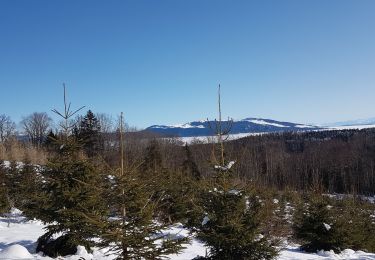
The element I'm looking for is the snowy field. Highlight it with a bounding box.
[326,124,375,130]
[1,209,375,260]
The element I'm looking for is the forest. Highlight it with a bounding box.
[1,95,375,259]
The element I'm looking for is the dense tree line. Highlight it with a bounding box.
[160,129,375,195]
[2,107,375,195]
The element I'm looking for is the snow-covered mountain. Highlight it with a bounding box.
[146,118,322,137]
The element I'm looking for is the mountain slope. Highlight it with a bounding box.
[146,118,322,137]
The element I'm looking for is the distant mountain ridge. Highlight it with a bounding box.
[145,118,322,137]
[325,117,375,127]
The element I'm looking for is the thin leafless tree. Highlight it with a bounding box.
[21,112,52,147]
[0,114,16,142]
[96,113,114,134]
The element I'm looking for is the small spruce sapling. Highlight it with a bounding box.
[292,193,349,253]
[36,85,107,257]
[98,112,186,260]
[189,85,278,260]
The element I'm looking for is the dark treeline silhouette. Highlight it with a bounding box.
[42,125,375,195]
[140,129,375,195]
[181,129,375,195]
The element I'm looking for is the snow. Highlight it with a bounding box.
[154,117,323,135]
[327,124,375,130]
[295,124,315,128]
[1,161,25,169]
[159,118,293,129]
[176,132,265,144]
[201,216,210,226]
[323,223,331,231]
[278,246,375,259]
[0,209,45,259]
[324,193,375,204]
[214,161,236,171]
[246,119,289,128]
[1,210,375,260]
[152,123,205,129]
[171,123,205,129]
[174,122,375,145]
[0,244,33,259]
[228,189,241,195]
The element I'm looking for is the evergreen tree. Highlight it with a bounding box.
[292,193,349,253]
[44,130,58,151]
[0,161,10,214]
[141,139,163,175]
[181,144,201,181]
[188,85,278,259]
[140,141,197,224]
[99,113,186,259]
[36,136,108,257]
[157,168,198,224]
[18,162,46,220]
[332,197,375,252]
[76,110,103,157]
[100,167,186,259]
[189,163,278,259]
[36,86,107,257]
[4,161,22,208]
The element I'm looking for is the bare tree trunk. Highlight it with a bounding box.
[119,112,128,259]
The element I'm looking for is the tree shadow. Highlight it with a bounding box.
[0,216,28,225]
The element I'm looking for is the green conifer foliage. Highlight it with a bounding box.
[44,130,58,151]
[189,86,278,259]
[292,194,349,253]
[19,162,47,220]
[36,136,108,257]
[0,185,8,214]
[181,144,201,181]
[100,167,187,260]
[99,113,186,259]
[35,85,103,257]
[158,168,198,224]
[4,161,21,208]
[0,161,10,214]
[190,164,278,260]
[76,110,103,157]
[336,197,375,252]
[141,139,163,175]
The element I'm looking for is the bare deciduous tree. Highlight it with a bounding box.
[0,114,16,142]
[96,113,114,134]
[21,112,52,146]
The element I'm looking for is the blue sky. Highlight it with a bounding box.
[0,0,374,128]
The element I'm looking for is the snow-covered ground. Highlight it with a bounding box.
[173,132,265,144]
[1,209,374,260]
[326,124,375,130]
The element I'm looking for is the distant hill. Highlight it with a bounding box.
[145,118,322,137]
